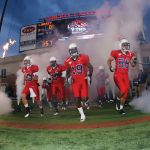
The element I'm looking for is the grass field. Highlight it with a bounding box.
[0,103,150,150]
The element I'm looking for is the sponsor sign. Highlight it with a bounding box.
[68,19,88,34]
[20,25,37,51]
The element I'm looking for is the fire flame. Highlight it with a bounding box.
[2,39,16,58]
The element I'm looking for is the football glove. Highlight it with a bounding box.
[109,66,115,72]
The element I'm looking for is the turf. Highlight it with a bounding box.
[0,103,150,150]
[0,122,150,150]
[0,103,149,124]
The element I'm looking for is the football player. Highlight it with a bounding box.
[21,56,44,117]
[47,57,66,115]
[95,65,109,107]
[107,39,137,115]
[41,77,52,108]
[64,43,93,122]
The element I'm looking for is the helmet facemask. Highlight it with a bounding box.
[69,47,79,60]
[50,60,57,68]
[24,56,32,67]
[121,42,130,54]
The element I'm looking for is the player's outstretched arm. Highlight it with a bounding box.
[64,68,71,85]
[87,63,93,76]
[87,63,93,85]
[130,56,137,67]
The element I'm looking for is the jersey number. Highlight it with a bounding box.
[76,64,83,74]
[118,58,129,68]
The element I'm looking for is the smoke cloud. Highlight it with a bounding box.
[16,69,24,104]
[130,88,150,113]
[0,91,13,115]
[16,0,150,101]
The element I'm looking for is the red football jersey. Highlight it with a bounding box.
[111,50,135,73]
[64,54,90,80]
[46,64,66,84]
[22,65,39,86]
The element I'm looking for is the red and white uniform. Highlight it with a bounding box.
[64,54,89,98]
[22,65,40,101]
[47,64,66,100]
[111,50,135,99]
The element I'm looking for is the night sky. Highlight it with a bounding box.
[0,0,150,56]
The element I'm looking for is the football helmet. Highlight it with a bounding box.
[49,56,57,68]
[24,56,32,67]
[68,43,79,60]
[120,39,130,54]
[42,77,47,81]
[98,65,104,71]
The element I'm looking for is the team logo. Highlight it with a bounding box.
[22,26,35,34]
[68,19,88,34]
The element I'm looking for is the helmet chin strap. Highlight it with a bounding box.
[52,65,57,69]
[71,52,79,60]
[50,62,57,69]
[24,63,31,68]
[121,48,129,54]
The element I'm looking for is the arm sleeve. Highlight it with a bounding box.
[86,55,90,64]
[64,60,69,68]
[110,50,117,59]
[33,65,39,72]
[61,65,66,72]
[130,51,136,59]
[82,54,90,65]
[21,67,25,73]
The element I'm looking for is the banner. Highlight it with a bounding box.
[20,25,37,52]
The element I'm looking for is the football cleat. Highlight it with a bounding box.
[84,102,90,110]
[115,99,120,111]
[62,106,67,110]
[25,113,30,118]
[98,104,103,108]
[119,109,126,115]
[40,108,44,117]
[40,114,44,117]
[53,112,59,116]
[25,107,30,118]
[80,115,86,122]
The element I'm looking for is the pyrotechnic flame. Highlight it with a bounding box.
[2,39,16,58]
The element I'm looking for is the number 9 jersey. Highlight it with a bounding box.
[64,54,89,80]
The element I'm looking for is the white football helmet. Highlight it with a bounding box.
[49,56,56,62]
[49,56,57,68]
[69,43,77,49]
[98,65,104,70]
[24,56,32,67]
[119,39,130,54]
[42,77,47,81]
[68,43,79,60]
